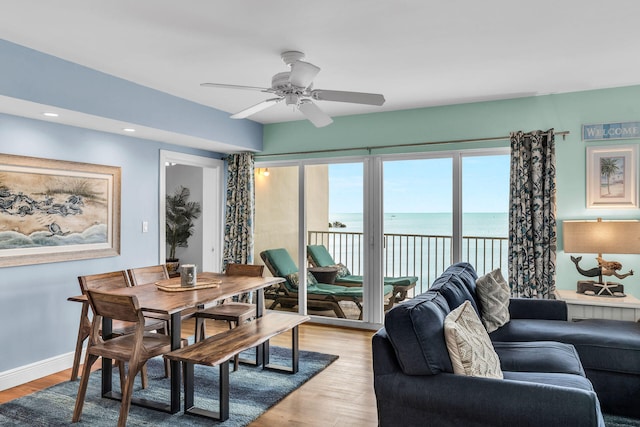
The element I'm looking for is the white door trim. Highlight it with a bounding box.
[160,150,224,273]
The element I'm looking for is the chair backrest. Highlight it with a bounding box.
[86,290,142,324]
[225,263,264,277]
[260,249,299,277]
[307,245,336,268]
[78,270,131,294]
[260,249,302,293]
[127,264,169,286]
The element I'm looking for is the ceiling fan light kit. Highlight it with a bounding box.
[201,51,385,127]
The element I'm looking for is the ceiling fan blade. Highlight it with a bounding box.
[298,100,333,127]
[201,82,272,93]
[230,98,283,119]
[289,61,320,89]
[311,89,385,106]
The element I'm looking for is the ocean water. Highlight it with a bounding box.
[329,212,508,237]
[320,212,509,292]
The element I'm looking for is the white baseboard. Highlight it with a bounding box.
[0,351,79,392]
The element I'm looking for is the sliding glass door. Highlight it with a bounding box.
[461,153,509,277]
[382,157,453,295]
[254,161,369,324]
[254,148,509,326]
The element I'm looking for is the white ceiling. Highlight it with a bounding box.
[2,0,640,128]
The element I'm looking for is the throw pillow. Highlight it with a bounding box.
[307,270,318,285]
[331,263,351,278]
[444,300,503,379]
[285,272,299,289]
[475,268,510,333]
[285,271,318,289]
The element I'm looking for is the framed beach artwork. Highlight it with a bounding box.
[0,153,121,267]
[586,145,637,209]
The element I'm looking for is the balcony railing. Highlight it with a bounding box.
[308,230,508,295]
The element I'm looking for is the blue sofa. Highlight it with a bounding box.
[372,262,640,426]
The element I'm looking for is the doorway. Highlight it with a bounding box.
[159,150,224,273]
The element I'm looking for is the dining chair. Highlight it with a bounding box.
[193,263,264,371]
[127,264,200,328]
[76,271,167,388]
[72,290,173,427]
[127,264,201,377]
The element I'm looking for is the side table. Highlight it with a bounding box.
[308,266,339,284]
[555,289,640,321]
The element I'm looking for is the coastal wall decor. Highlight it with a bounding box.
[0,153,121,267]
[586,145,637,209]
[582,121,640,141]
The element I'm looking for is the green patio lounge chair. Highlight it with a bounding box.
[260,248,394,320]
[306,244,418,303]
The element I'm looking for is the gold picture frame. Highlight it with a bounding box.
[586,145,637,209]
[0,153,121,267]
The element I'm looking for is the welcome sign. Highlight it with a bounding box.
[582,121,640,141]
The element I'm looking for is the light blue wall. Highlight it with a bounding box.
[263,86,640,298]
[0,39,263,150]
[0,113,228,372]
[0,39,265,375]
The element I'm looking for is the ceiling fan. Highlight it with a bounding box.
[200,51,385,128]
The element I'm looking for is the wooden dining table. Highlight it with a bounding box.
[98,272,285,414]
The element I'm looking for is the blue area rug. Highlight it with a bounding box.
[605,414,640,427]
[0,346,338,426]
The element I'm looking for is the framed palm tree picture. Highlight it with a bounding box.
[586,145,637,208]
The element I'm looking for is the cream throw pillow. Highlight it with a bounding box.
[444,300,503,379]
[475,268,510,333]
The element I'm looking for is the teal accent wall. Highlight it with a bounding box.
[263,85,640,298]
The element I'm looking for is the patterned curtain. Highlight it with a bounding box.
[222,152,255,269]
[508,129,557,298]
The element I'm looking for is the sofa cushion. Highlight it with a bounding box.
[384,291,453,375]
[494,341,585,376]
[430,262,480,314]
[476,268,510,332]
[490,318,640,375]
[503,371,596,393]
[444,301,503,379]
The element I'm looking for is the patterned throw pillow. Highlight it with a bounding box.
[444,300,503,379]
[475,269,510,333]
[285,272,318,290]
[285,272,299,289]
[331,263,351,278]
[307,271,318,285]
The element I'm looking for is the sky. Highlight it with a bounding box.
[328,155,510,213]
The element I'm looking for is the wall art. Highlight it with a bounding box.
[0,153,121,267]
[586,145,637,208]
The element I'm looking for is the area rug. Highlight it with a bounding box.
[605,414,640,427]
[0,346,338,426]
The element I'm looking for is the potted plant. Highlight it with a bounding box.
[165,186,201,273]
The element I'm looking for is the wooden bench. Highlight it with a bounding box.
[164,311,310,421]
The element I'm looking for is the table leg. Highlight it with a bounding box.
[170,311,182,414]
[256,288,265,365]
[101,317,113,396]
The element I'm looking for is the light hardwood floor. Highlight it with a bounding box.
[0,318,379,426]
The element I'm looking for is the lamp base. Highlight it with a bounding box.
[577,280,625,297]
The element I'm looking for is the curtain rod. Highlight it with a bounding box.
[254,130,570,158]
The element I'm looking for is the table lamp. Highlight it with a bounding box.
[563,218,640,296]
